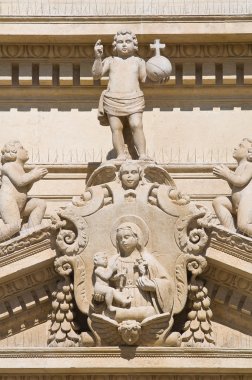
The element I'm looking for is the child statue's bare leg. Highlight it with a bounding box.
[0,201,21,242]
[212,196,236,232]
[108,115,127,160]
[105,288,116,312]
[113,290,131,308]
[23,198,47,229]
[128,113,147,160]
[237,200,252,237]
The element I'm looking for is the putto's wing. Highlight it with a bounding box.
[89,313,122,346]
[143,165,175,187]
[86,164,117,187]
[140,312,171,346]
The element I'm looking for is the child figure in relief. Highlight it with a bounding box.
[92,30,149,160]
[0,140,48,242]
[93,251,131,311]
[213,138,252,237]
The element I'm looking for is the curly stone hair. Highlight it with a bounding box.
[1,140,21,164]
[93,251,107,267]
[112,30,138,52]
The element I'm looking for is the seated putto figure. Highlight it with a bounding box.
[94,221,174,322]
[213,138,252,237]
[0,140,48,242]
[93,251,131,312]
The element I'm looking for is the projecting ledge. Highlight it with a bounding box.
[0,348,251,373]
[1,17,252,43]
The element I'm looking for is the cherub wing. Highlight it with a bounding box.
[86,164,117,187]
[143,165,175,187]
[140,312,171,346]
[88,313,122,346]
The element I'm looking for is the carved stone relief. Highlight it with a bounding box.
[92,32,171,160]
[0,25,251,363]
[50,160,214,347]
[213,138,252,237]
[0,140,48,243]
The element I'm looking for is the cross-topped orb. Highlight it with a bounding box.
[150,39,166,56]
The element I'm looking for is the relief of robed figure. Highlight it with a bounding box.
[51,161,213,347]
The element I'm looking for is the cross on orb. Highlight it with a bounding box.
[150,39,166,56]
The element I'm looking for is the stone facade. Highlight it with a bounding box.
[0,1,252,378]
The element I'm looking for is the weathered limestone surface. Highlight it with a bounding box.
[1,0,252,17]
[0,3,252,379]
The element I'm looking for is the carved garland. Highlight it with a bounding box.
[49,207,89,346]
[181,279,215,347]
[174,205,215,346]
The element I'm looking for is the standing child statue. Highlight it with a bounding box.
[213,138,252,237]
[92,31,171,160]
[0,140,48,243]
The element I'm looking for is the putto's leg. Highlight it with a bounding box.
[128,113,147,159]
[23,198,46,229]
[113,289,131,308]
[107,115,127,159]
[237,199,252,237]
[0,199,22,241]
[212,196,236,232]
[105,288,116,312]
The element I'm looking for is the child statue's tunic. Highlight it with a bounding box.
[98,56,145,126]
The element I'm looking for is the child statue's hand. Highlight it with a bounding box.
[158,76,170,84]
[213,164,230,180]
[94,40,103,58]
[32,167,48,180]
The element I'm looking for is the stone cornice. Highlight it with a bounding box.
[0,348,251,373]
[0,225,54,268]
[1,18,252,44]
[208,227,252,265]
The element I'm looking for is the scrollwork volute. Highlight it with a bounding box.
[175,206,213,255]
[51,208,89,256]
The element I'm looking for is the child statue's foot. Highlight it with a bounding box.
[115,154,127,161]
[139,154,154,161]
[107,306,117,312]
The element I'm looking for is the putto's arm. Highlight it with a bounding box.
[92,40,110,80]
[213,164,252,187]
[138,58,147,83]
[96,267,114,281]
[92,57,103,80]
[92,57,110,80]
[225,166,252,187]
[3,166,47,188]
